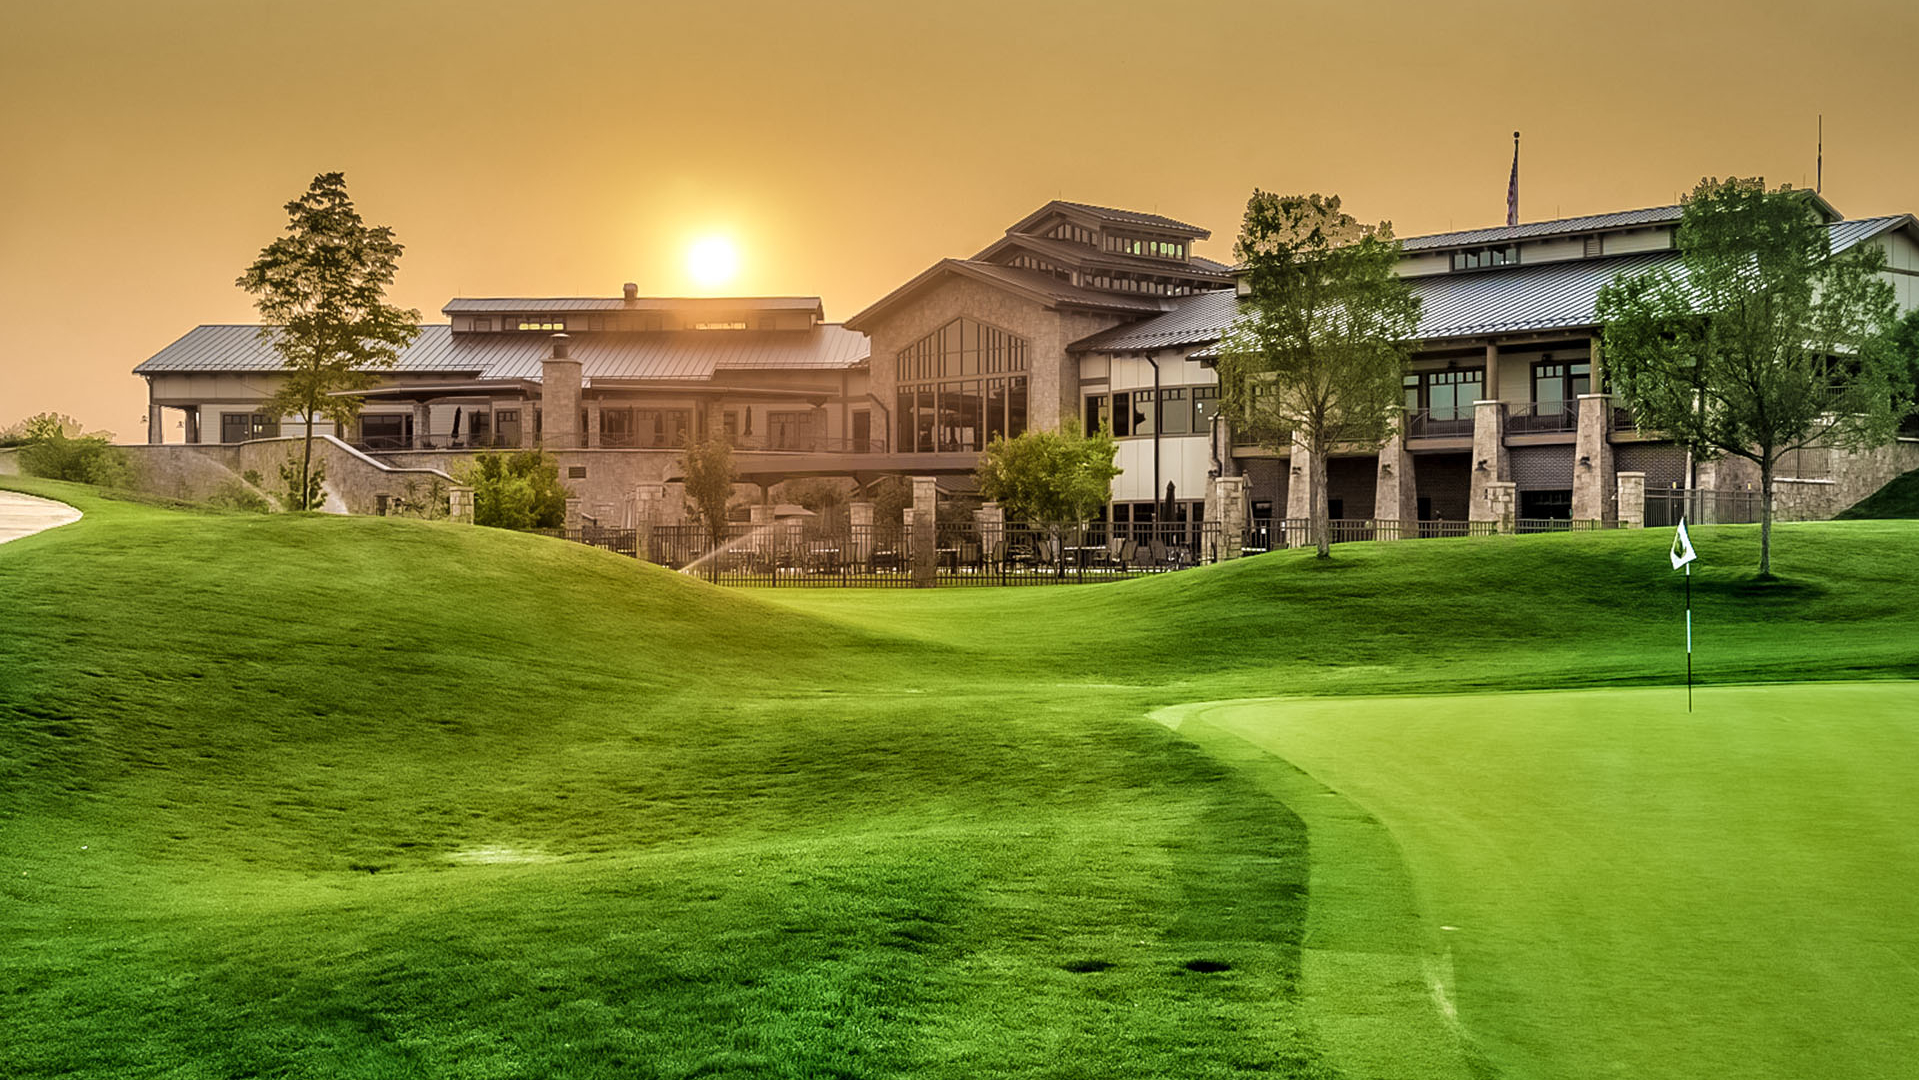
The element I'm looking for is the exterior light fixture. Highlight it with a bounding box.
[1476,458,1489,472]
[1579,454,1592,467]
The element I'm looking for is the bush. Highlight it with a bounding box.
[387,477,451,520]
[207,479,273,513]
[461,450,569,529]
[278,452,327,511]
[10,413,134,487]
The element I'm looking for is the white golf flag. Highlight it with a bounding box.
[1670,518,1698,570]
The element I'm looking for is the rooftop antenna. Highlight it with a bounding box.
[1817,114,1823,194]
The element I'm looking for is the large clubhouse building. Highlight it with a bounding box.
[130,196,1919,529]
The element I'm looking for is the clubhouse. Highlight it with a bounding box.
[132,197,1919,528]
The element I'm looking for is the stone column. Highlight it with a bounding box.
[975,500,1005,568]
[1205,475,1246,560]
[911,475,938,588]
[1572,393,1616,523]
[749,501,772,557]
[1284,430,1313,523]
[541,334,583,450]
[1373,432,1416,536]
[1616,472,1646,529]
[448,485,474,523]
[1485,481,1518,534]
[586,399,603,449]
[1469,399,1510,524]
[147,402,164,445]
[564,497,582,531]
[185,406,201,445]
[849,500,875,566]
[1484,342,1503,402]
[412,402,432,449]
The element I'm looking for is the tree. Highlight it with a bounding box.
[681,437,738,546]
[1215,192,1421,558]
[237,172,420,510]
[975,422,1120,573]
[1596,177,1917,577]
[462,450,568,529]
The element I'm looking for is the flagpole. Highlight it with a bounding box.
[1685,562,1693,714]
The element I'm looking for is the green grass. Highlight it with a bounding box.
[6,474,1919,1078]
[1838,466,1919,518]
[1186,685,1919,1080]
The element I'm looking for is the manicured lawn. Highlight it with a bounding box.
[1184,684,1919,1080]
[1839,466,1919,518]
[6,474,1919,1078]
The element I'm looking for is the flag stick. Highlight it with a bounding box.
[1685,562,1693,713]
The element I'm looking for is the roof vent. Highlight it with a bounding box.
[622,282,639,305]
[551,333,571,360]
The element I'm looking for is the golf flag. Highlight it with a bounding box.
[1670,518,1697,570]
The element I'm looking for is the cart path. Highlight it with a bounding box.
[0,490,83,544]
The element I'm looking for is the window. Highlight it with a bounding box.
[222,411,281,443]
[1085,394,1111,434]
[895,317,1029,453]
[768,411,814,450]
[1532,360,1591,408]
[1192,386,1220,432]
[1407,368,1485,419]
[693,321,747,331]
[601,407,635,447]
[473,318,494,332]
[1159,388,1190,435]
[722,411,740,439]
[1450,246,1519,271]
[517,316,565,331]
[1130,390,1156,436]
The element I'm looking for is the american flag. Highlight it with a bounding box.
[1506,132,1520,227]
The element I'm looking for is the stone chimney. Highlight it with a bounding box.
[622,282,639,306]
[541,333,583,450]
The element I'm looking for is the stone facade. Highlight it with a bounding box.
[1469,400,1511,523]
[114,437,453,514]
[860,275,1127,438]
[1572,394,1616,522]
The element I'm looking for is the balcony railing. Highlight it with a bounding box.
[1505,400,1578,435]
[1405,407,1475,439]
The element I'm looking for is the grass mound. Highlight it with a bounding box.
[0,478,1326,1079]
[1838,467,1919,519]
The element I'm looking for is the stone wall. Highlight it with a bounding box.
[115,437,453,514]
[861,275,1128,436]
[1773,439,1919,521]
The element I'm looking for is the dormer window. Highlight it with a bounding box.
[1450,246,1519,271]
[1103,234,1187,260]
[518,316,566,331]
[693,321,747,331]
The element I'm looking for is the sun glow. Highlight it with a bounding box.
[686,236,740,289]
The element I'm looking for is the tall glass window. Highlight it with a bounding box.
[895,318,1028,452]
[1410,369,1485,420]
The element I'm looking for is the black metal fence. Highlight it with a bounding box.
[633,521,1227,586]
[1644,489,1763,527]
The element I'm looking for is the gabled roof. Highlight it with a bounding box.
[844,258,1172,332]
[971,233,1235,281]
[443,296,825,317]
[135,323,869,381]
[1003,200,1209,240]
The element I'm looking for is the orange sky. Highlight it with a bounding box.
[4,0,1915,438]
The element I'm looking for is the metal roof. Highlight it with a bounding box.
[1076,216,1919,350]
[442,296,824,315]
[1052,201,1209,237]
[845,258,1172,331]
[135,323,869,380]
[1071,290,1239,353]
[972,233,1232,281]
[1399,206,1684,252]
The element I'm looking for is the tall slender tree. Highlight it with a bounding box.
[1215,192,1421,557]
[238,172,420,510]
[1597,177,1915,577]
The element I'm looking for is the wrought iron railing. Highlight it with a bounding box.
[1405,407,1476,439]
[1505,400,1578,435]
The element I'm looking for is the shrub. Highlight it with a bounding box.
[388,477,450,520]
[461,450,569,529]
[278,452,327,511]
[207,479,273,513]
[10,413,134,487]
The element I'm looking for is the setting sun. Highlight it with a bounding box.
[686,235,739,289]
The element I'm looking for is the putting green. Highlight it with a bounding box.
[1178,682,1919,1080]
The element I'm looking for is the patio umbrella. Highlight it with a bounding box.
[450,407,463,442]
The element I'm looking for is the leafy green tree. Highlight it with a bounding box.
[463,450,569,529]
[237,172,420,510]
[10,413,134,487]
[976,422,1120,572]
[1597,177,1917,577]
[681,437,739,546]
[1215,192,1421,557]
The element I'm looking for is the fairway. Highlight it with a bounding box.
[1183,684,1919,1080]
